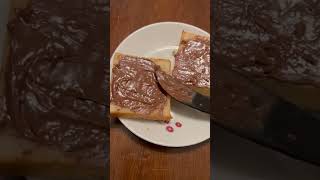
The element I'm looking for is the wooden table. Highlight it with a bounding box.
[110,0,210,179]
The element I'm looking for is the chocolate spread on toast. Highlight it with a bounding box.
[172,35,210,88]
[0,97,10,128]
[111,55,167,114]
[5,0,109,165]
[212,65,273,131]
[213,0,320,86]
[155,70,193,103]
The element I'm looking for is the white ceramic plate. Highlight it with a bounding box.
[110,22,210,147]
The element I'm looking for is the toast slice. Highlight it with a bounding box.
[110,53,172,122]
[174,31,210,96]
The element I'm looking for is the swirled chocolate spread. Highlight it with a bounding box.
[172,35,210,88]
[156,70,193,103]
[212,65,273,132]
[111,55,167,114]
[213,0,320,86]
[6,0,108,166]
[0,97,10,128]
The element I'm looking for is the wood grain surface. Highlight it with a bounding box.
[110,0,210,180]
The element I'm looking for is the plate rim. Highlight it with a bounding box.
[110,21,210,147]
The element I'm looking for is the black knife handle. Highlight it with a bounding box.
[263,100,320,165]
[192,93,211,113]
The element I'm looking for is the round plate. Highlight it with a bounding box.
[110,22,210,147]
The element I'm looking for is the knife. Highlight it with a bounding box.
[155,70,210,114]
[213,63,320,166]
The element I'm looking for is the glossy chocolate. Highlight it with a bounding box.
[156,70,193,103]
[173,36,210,88]
[6,0,108,165]
[213,0,320,86]
[111,55,167,114]
[212,66,274,132]
[0,97,10,128]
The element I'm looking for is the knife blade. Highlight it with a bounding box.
[155,70,210,114]
[213,63,320,166]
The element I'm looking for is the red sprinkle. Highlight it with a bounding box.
[166,126,174,133]
[175,122,182,128]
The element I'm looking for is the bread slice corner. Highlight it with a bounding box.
[179,31,209,47]
[110,53,172,122]
[176,31,210,96]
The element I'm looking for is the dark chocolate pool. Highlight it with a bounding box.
[213,0,320,86]
[4,0,109,166]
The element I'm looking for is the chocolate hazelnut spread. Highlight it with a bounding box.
[156,70,193,103]
[173,36,210,88]
[213,0,320,86]
[111,55,167,114]
[5,0,108,165]
[0,97,10,128]
[212,65,273,132]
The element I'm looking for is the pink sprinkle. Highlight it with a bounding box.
[175,122,182,128]
[166,126,174,133]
